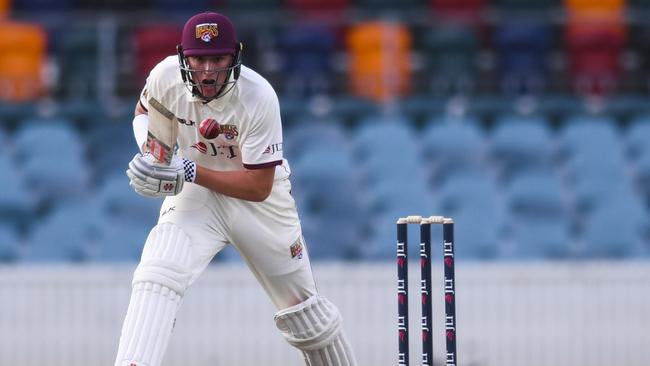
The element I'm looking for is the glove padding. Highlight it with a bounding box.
[126,152,196,197]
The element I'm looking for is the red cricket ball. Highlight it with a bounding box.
[199,118,220,139]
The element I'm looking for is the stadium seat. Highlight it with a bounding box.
[494,22,552,96]
[291,143,364,220]
[433,171,502,218]
[150,0,212,10]
[346,21,412,102]
[328,96,379,124]
[0,21,47,102]
[12,118,84,164]
[11,0,72,10]
[94,222,150,262]
[363,178,435,216]
[420,115,486,184]
[285,0,349,21]
[133,25,182,90]
[451,209,503,260]
[489,114,555,182]
[55,25,99,98]
[421,25,479,96]
[493,0,559,13]
[579,198,647,258]
[18,147,90,208]
[0,156,34,230]
[429,0,487,26]
[97,173,161,229]
[85,121,140,183]
[503,220,573,260]
[354,0,421,11]
[300,211,364,260]
[504,170,568,222]
[626,114,650,160]
[352,115,417,161]
[566,19,626,95]
[283,117,349,162]
[23,202,104,262]
[0,224,20,263]
[557,114,622,161]
[277,24,337,97]
[633,152,650,199]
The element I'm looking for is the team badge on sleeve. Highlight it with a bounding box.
[195,23,219,42]
[290,238,304,259]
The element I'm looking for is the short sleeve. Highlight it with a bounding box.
[240,88,283,169]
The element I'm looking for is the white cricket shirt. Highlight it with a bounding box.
[139,56,289,180]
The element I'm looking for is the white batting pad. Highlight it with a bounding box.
[274,296,358,366]
[114,223,194,366]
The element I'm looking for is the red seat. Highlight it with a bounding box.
[285,0,349,21]
[133,25,182,87]
[430,0,487,25]
[566,20,626,95]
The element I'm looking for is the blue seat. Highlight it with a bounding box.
[94,222,150,262]
[97,174,161,228]
[0,224,20,263]
[420,116,486,184]
[558,115,621,161]
[580,200,646,259]
[363,178,435,216]
[85,122,140,183]
[502,220,573,260]
[278,24,336,97]
[353,116,417,161]
[570,175,631,215]
[21,154,90,207]
[626,114,650,160]
[23,202,104,262]
[505,170,568,222]
[13,118,84,164]
[489,114,555,181]
[433,171,503,218]
[328,96,379,123]
[494,22,552,95]
[284,118,349,163]
[0,156,35,228]
[291,144,365,228]
[451,210,504,260]
[633,153,650,199]
[300,211,363,260]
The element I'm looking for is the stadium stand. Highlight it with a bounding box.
[1,3,650,263]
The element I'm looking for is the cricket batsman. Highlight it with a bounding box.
[115,11,357,366]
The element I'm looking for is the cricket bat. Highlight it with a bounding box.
[146,96,178,166]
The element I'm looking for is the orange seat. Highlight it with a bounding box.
[0,21,46,101]
[0,0,9,17]
[346,21,412,103]
[565,0,625,13]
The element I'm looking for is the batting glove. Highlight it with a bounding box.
[126,152,197,197]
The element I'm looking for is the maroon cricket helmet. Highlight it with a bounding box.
[181,12,238,56]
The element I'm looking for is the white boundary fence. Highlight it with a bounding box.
[0,262,649,366]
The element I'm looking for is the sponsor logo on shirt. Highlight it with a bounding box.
[191,141,238,159]
[263,142,282,155]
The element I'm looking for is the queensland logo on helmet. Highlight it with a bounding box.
[195,23,219,42]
